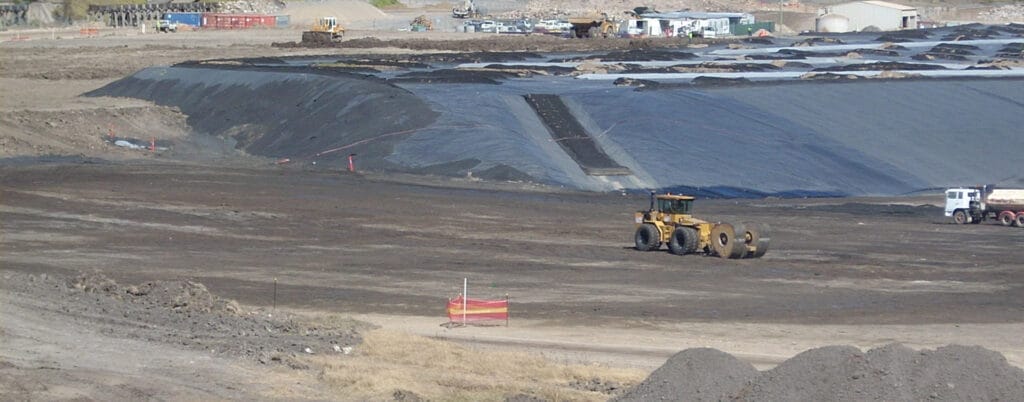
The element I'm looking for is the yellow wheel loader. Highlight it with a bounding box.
[568,13,618,38]
[633,193,770,259]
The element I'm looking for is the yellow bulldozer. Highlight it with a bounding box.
[633,193,770,259]
[302,17,345,44]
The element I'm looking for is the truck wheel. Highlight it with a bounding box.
[999,211,1014,226]
[953,210,969,225]
[668,227,698,255]
[743,222,771,258]
[1015,213,1024,228]
[634,224,661,251]
[711,223,747,259]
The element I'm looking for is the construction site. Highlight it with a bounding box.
[2,0,1024,400]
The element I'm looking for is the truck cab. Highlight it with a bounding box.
[945,187,983,224]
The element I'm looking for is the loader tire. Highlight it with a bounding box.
[634,224,661,251]
[711,223,747,259]
[668,227,699,255]
[743,222,771,258]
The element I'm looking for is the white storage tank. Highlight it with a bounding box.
[816,13,850,32]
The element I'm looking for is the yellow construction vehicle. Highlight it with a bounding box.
[633,193,770,259]
[302,17,345,44]
[568,13,618,38]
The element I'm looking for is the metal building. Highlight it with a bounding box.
[818,1,917,32]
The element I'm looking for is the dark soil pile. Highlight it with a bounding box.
[392,69,518,84]
[813,62,945,72]
[849,48,901,57]
[941,25,1003,41]
[562,49,697,62]
[484,64,577,75]
[912,44,979,62]
[690,76,753,87]
[5,271,367,368]
[778,48,847,57]
[275,36,699,53]
[996,42,1024,59]
[619,344,1024,401]
[614,62,774,74]
[614,348,758,402]
[746,53,807,60]
[876,30,931,42]
[791,37,845,47]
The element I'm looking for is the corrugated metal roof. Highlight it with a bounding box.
[857,1,916,11]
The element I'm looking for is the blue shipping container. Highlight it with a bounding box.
[275,15,290,27]
[163,12,202,27]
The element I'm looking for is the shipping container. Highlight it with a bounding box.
[275,15,290,27]
[201,13,276,29]
[163,12,202,27]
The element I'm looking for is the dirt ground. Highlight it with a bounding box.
[2,10,1024,401]
[2,162,1023,399]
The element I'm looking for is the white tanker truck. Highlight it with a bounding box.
[945,186,1024,227]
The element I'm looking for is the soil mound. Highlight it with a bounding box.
[615,348,757,401]
[8,271,366,366]
[392,69,518,84]
[813,62,945,72]
[691,76,753,87]
[569,49,697,62]
[876,30,931,42]
[791,37,845,47]
[622,344,1024,401]
[996,42,1024,59]
[278,36,690,53]
[742,344,1024,400]
[942,25,1003,41]
[71,272,241,314]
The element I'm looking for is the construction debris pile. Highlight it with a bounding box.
[617,344,1024,401]
[978,4,1024,22]
[218,0,284,15]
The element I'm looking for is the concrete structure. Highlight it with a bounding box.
[818,1,917,32]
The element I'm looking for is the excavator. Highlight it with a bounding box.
[302,17,345,44]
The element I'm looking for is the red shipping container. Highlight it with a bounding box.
[201,13,276,29]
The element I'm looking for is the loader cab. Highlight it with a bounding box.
[320,17,338,30]
[657,195,693,215]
